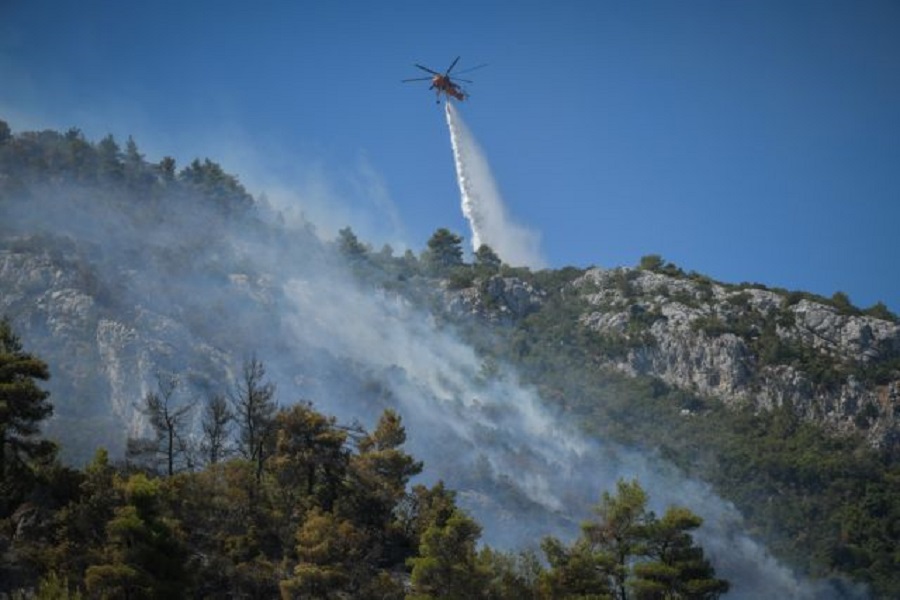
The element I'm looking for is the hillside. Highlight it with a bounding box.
[581,266,898,443]
[2,121,898,597]
[439,262,900,450]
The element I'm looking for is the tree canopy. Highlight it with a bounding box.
[0,322,730,599]
[423,228,464,274]
[0,317,55,509]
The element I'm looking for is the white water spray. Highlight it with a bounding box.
[445,103,546,268]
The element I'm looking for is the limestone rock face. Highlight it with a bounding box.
[443,275,545,324]
[573,267,900,450]
[435,265,899,450]
[4,231,899,456]
[786,299,900,362]
[1,245,249,459]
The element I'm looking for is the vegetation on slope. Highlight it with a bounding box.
[2,121,899,596]
[403,243,900,597]
[335,231,900,596]
[0,318,727,599]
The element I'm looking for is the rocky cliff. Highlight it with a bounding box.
[0,239,242,457]
[5,219,899,460]
[445,266,900,451]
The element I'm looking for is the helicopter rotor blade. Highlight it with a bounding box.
[454,63,487,75]
[402,77,433,82]
[414,64,440,75]
[445,56,461,74]
[453,77,475,83]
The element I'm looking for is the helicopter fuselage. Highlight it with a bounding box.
[431,75,466,101]
[403,57,481,103]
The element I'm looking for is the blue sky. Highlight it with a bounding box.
[2,0,899,311]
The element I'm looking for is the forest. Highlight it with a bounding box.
[0,317,728,599]
[1,121,898,597]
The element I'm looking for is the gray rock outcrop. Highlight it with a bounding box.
[574,267,900,450]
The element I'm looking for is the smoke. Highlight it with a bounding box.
[235,229,866,598]
[280,266,866,597]
[0,134,867,598]
[445,103,546,268]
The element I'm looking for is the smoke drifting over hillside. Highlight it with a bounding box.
[0,136,866,598]
[445,103,546,268]
[281,267,865,597]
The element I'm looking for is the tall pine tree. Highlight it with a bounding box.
[0,318,55,510]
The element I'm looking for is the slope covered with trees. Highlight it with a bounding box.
[0,319,727,598]
[1,121,898,597]
[378,236,900,597]
[328,201,900,596]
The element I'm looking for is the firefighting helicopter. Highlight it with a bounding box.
[402,56,486,104]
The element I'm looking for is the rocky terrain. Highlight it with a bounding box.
[5,224,899,461]
[444,266,900,452]
[5,124,900,595]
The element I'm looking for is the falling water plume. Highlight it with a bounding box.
[445,103,546,268]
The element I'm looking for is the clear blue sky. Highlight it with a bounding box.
[2,0,899,311]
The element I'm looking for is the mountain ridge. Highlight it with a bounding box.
[437,264,900,452]
[2,121,899,595]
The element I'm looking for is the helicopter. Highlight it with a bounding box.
[402,56,486,104]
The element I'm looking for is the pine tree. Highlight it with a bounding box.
[632,506,729,599]
[351,409,423,519]
[231,356,277,483]
[280,508,365,599]
[55,448,120,579]
[127,373,195,476]
[474,244,501,273]
[540,479,729,600]
[582,478,651,599]
[408,508,489,599]
[345,410,423,566]
[0,318,55,502]
[84,474,190,599]
[271,402,349,512]
[423,228,464,274]
[199,393,232,466]
[0,119,11,144]
[337,226,369,261]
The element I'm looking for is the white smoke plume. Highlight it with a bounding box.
[445,103,546,268]
[281,266,865,598]
[0,128,867,599]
